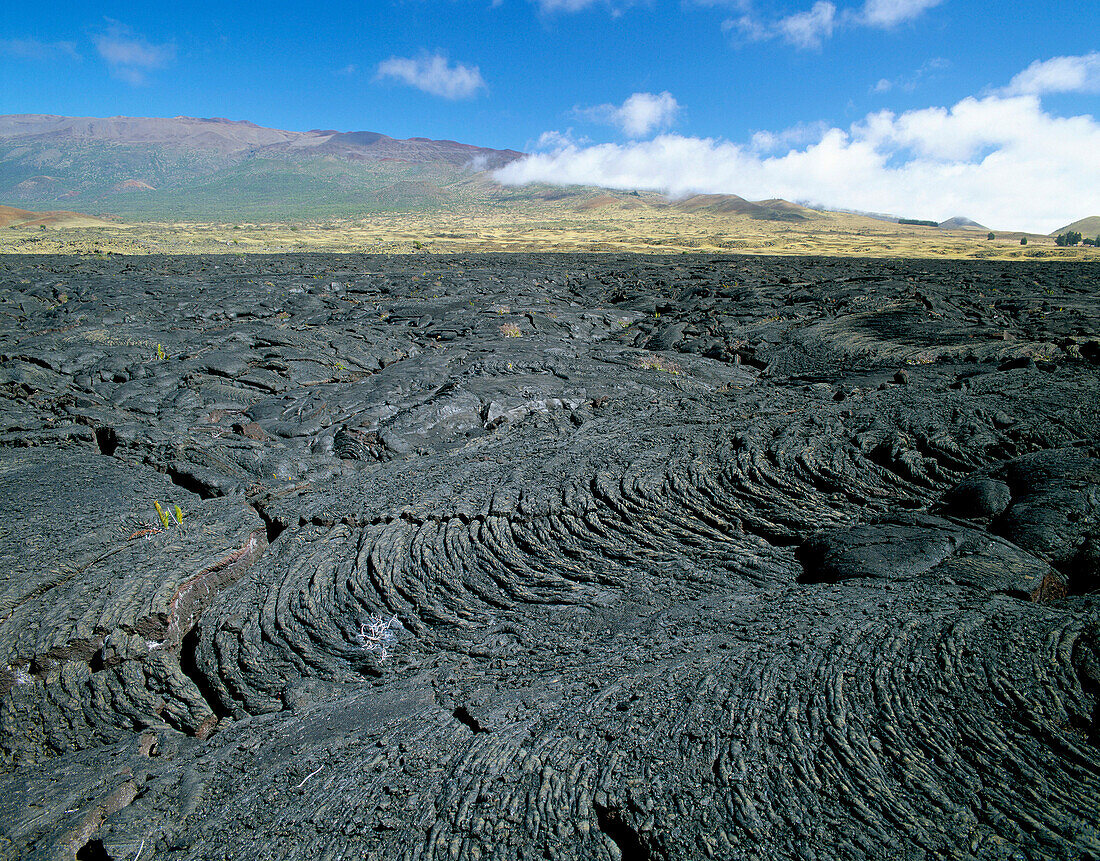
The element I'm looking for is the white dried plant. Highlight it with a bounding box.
[358,614,400,663]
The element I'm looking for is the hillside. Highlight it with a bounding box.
[0,114,523,220]
[1,114,833,224]
[0,204,112,228]
[1050,216,1100,237]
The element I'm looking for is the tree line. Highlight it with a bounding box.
[1055,231,1100,247]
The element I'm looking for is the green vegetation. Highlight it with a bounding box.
[153,500,184,530]
[899,218,939,227]
[1055,231,1082,247]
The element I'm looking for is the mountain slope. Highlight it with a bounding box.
[1,114,822,224]
[939,216,988,230]
[0,204,111,228]
[1050,216,1100,236]
[0,114,523,219]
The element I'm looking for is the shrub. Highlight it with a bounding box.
[987,232,995,240]
[1020,236,1027,245]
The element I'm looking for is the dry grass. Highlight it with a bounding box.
[636,354,683,375]
[1,200,1095,260]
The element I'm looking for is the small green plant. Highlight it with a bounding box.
[412,240,423,250]
[153,501,184,531]
[156,343,167,360]
[500,322,522,337]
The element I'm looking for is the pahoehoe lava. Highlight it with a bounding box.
[1,252,1098,860]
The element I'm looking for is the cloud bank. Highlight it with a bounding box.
[93,24,175,85]
[375,53,486,99]
[579,92,680,137]
[496,90,1100,233]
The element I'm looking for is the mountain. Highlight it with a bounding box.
[0,114,818,224]
[0,114,524,219]
[939,216,987,230]
[1050,216,1100,237]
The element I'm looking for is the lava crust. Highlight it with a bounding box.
[0,253,1098,860]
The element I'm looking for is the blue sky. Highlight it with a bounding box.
[2,0,1098,230]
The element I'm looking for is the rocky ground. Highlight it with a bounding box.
[0,252,1098,860]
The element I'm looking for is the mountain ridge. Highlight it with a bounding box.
[0,114,526,219]
[0,114,523,166]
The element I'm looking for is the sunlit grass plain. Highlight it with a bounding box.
[1,200,1091,259]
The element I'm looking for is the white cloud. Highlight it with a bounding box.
[496,93,1100,233]
[535,129,591,150]
[580,92,681,137]
[537,0,601,9]
[533,0,638,12]
[750,121,829,151]
[871,57,949,94]
[93,24,174,85]
[777,1,836,49]
[722,0,940,49]
[336,63,358,76]
[860,0,944,27]
[0,38,80,61]
[375,53,486,99]
[1005,52,1100,96]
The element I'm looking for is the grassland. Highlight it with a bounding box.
[1,198,1094,260]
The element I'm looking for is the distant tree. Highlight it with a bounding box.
[1020,236,1027,245]
[1055,232,1082,246]
[1085,238,1096,247]
[987,232,995,240]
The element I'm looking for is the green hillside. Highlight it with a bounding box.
[1049,216,1100,237]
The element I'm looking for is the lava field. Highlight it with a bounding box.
[1,252,1098,860]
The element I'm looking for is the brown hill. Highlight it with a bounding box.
[0,205,111,228]
[113,180,156,192]
[671,193,814,221]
